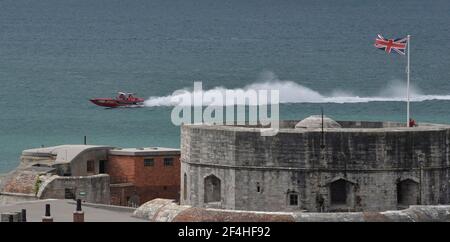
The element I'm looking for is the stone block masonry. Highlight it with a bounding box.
[134,199,450,222]
[37,174,110,204]
[180,119,450,212]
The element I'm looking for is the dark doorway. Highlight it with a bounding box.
[330,179,348,205]
[397,179,419,206]
[99,160,106,174]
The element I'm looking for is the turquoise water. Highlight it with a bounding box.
[1,0,450,172]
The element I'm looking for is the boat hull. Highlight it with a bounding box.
[90,98,144,108]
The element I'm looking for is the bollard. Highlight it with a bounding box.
[42,204,53,222]
[77,199,82,211]
[22,209,27,222]
[73,199,85,222]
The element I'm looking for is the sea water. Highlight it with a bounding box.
[1,0,450,172]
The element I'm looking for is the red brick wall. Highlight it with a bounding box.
[106,156,137,184]
[110,185,136,206]
[107,155,180,205]
[137,185,180,204]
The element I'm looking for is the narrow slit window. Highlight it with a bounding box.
[289,193,298,206]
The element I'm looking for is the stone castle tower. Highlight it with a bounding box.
[180,116,450,212]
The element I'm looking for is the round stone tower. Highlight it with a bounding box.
[180,117,450,212]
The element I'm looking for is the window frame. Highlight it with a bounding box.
[288,193,299,206]
[143,158,155,167]
[164,157,174,166]
[86,160,95,173]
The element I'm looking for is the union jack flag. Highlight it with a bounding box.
[374,34,407,55]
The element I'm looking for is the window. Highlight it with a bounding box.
[183,173,188,200]
[256,182,261,193]
[164,157,174,166]
[289,193,298,206]
[144,158,154,167]
[86,160,95,173]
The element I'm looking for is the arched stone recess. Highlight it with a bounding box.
[396,178,420,209]
[203,174,222,208]
[326,177,357,211]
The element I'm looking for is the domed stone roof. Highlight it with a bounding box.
[295,115,341,129]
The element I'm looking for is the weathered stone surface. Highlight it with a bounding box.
[0,193,37,206]
[37,174,110,204]
[0,211,21,222]
[132,198,188,221]
[134,199,450,222]
[173,208,295,222]
[2,170,40,195]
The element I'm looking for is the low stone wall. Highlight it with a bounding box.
[0,192,37,206]
[293,205,450,222]
[37,174,110,204]
[336,120,405,128]
[133,199,450,222]
[67,200,136,213]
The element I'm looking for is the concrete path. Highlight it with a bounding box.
[0,199,146,222]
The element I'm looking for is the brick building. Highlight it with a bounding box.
[106,147,180,207]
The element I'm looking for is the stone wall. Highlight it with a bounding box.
[181,122,450,212]
[70,149,109,176]
[37,174,110,204]
[1,170,41,195]
[0,192,37,206]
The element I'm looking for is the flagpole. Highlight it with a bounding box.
[406,34,411,127]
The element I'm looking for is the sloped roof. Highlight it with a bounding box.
[109,147,180,156]
[22,145,113,164]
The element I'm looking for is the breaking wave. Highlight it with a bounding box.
[144,72,450,106]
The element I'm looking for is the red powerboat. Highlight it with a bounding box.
[90,92,145,108]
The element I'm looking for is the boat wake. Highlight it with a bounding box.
[144,72,450,106]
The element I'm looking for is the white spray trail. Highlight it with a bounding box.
[144,72,450,106]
